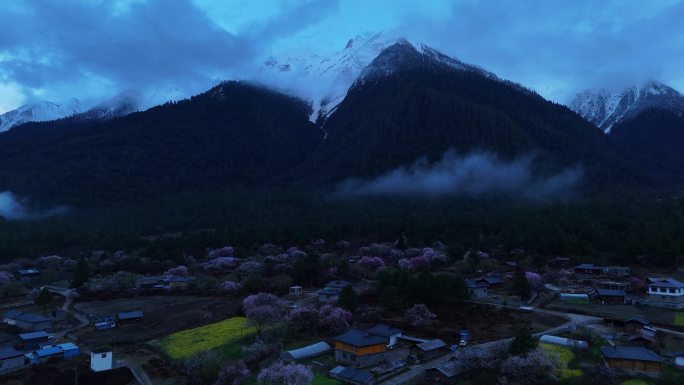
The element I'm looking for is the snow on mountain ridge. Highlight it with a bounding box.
[0,98,95,132]
[259,32,497,122]
[570,81,684,133]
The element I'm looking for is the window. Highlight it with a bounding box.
[670,288,676,293]
[101,353,107,358]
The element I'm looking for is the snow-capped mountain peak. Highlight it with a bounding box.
[0,98,95,132]
[258,32,496,122]
[570,81,684,133]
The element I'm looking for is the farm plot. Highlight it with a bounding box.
[150,316,256,361]
[73,296,241,344]
[540,343,582,380]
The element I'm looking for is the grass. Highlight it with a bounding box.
[621,380,650,385]
[540,343,582,380]
[674,312,684,326]
[312,374,340,385]
[150,316,256,361]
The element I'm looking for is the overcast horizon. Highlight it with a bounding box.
[1,0,684,114]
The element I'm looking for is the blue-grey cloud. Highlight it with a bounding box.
[333,151,583,201]
[1,0,683,112]
[0,191,67,220]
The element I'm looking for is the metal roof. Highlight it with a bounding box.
[281,341,331,360]
[326,280,351,288]
[597,289,626,296]
[18,331,49,340]
[624,316,650,325]
[117,311,144,320]
[334,329,388,347]
[648,278,684,288]
[600,346,663,362]
[416,339,447,351]
[574,263,601,270]
[338,367,374,383]
[318,287,342,295]
[36,346,63,357]
[429,361,465,377]
[366,324,403,336]
[56,343,79,351]
[0,346,24,360]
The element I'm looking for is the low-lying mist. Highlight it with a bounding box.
[0,191,67,220]
[333,151,584,201]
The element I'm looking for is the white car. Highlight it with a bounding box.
[519,306,534,312]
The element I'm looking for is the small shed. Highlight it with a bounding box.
[414,339,447,361]
[117,311,144,323]
[0,346,26,372]
[57,343,80,359]
[289,286,303,296]
[424,360,464,385]
[574,263,602,275]
[18,331,50,350]
[624,316,650,333]
[597,289,626,304]
[280,342,331,361]
[27,346,63,365]
[465,279,488,298]
[337,366,375,385]
[90,347,113,372]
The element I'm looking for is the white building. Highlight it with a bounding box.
[90,348,113,372]
[647,278,684,303]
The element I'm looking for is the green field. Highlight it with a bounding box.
[674,312,684,326]
[150,316,256,360]
[540,343,582,380]
[312,374,339,385]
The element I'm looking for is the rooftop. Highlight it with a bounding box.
[35,346,62,357]
[416,339,447,351]
[18,331,49,340]
[0,346,24,360]
[326,280,351,288]
[575,263,601,270]
[648,278,684,289]
[366,324,403,336]
[600,346,663,362]
[337,367,374,383]
[334,329,388,347]
[598,289,626,296]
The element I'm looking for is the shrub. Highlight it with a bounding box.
[257,361,313,385]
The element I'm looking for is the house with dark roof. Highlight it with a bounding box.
[647,278,684,303]
[475,275,504,289]
[602,266,630,277]
[14,269,40,279]
[465,279,488,298]
[333,329,388,367]
[366,324,403,348]
[600,346,663,373]
[335,366,375,385]
[17,331,50,350]
[597,289,626,304]
[413,339,447,361]
[2,310,52,331]
[624,316,650,333]
[574,263,602,275]
[0,346,26,372]
[424,359,465,385]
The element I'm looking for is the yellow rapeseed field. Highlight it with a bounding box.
[540,343,582,379]
[150,316,256,360]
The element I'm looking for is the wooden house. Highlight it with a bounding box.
[333,329,387,367]
[600,346,663,373]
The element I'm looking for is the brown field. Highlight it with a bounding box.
[73,295,241,344]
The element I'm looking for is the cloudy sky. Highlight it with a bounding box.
[1,0,683,114]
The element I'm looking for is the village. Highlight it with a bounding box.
[1,241,684,385]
